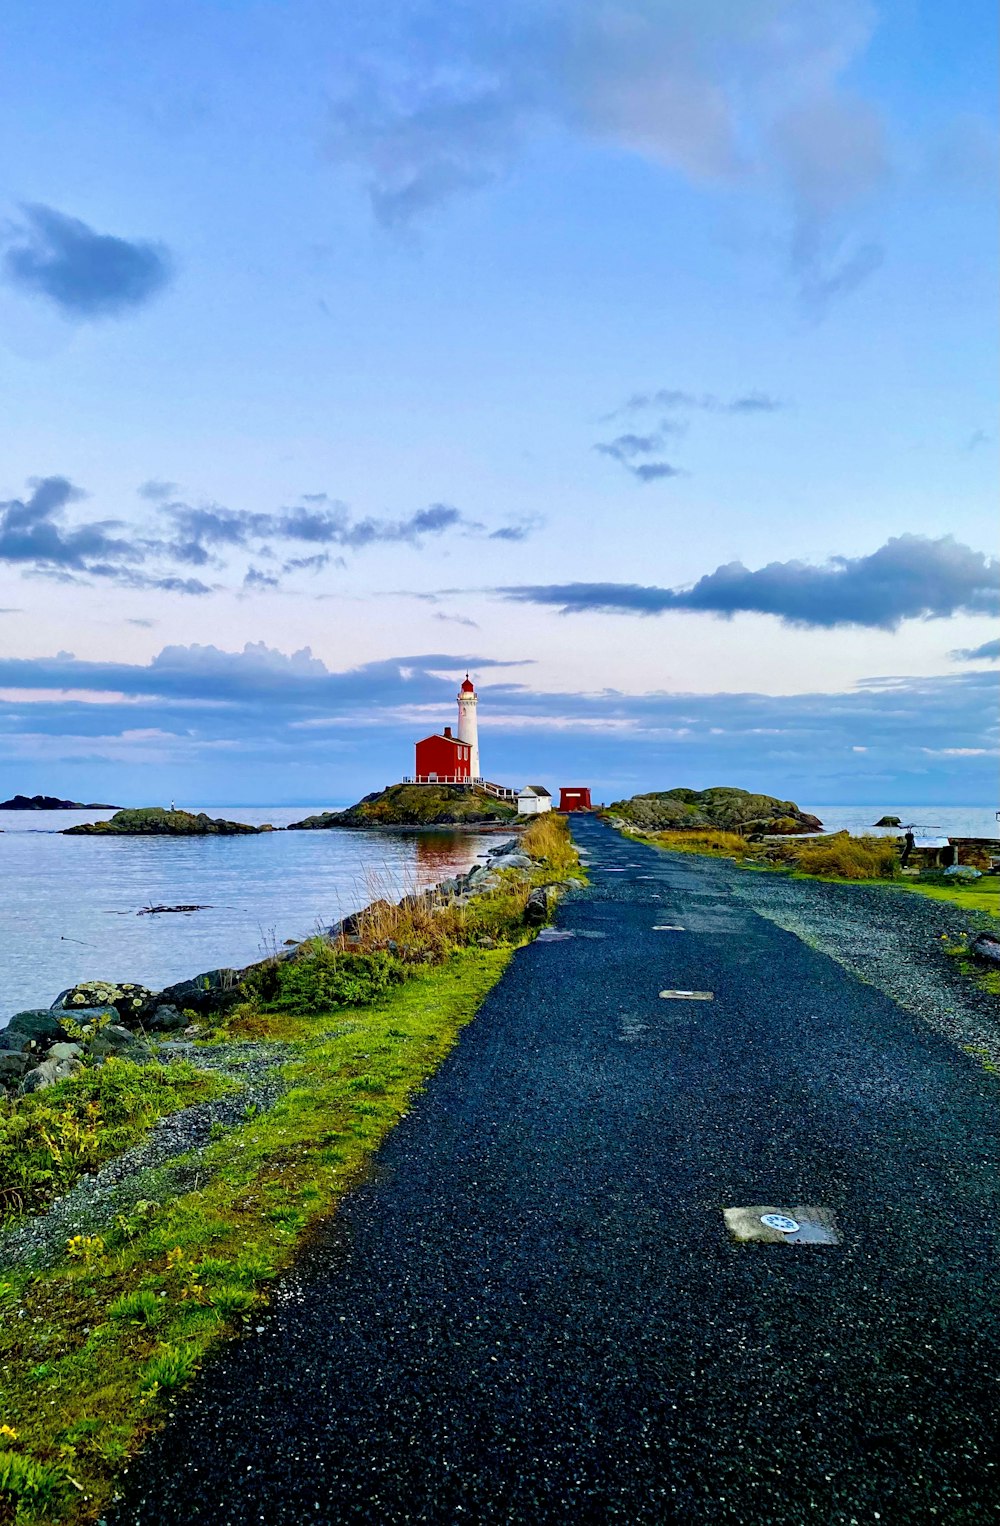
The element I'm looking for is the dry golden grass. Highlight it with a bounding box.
[645,829,752,860]
[521,812,581,876]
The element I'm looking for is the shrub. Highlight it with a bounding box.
[782,832,899,880]
[269,944,405,1014]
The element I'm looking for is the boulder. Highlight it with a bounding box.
[3,1009,68,1049]
[48,1041,84,1062]
[88,1025,153,1061]
[490,852,533,870]
[19,1057,81,1093]
[146,1004,187,1032]
[970,933,1000,968]
[525,887,551,927]
[0,1050,32,1087]
[158,968,242,1015]
[52,981,155,1026]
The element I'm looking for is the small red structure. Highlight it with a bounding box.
[414,727,472,784]
[559,787,592,812]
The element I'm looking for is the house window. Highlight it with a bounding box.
[428,772,438,782]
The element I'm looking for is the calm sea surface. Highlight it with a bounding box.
[805,805,998,838]
[0,807,503,1023]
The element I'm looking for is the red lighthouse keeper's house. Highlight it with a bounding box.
[414,726,472,784]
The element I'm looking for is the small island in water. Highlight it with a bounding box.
[0,792,122,810]
[608,786,823,835]
[62,807,269,836]
[290,783,518,829]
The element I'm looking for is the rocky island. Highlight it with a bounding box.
[608,785,823,835]
[0,792,121,810]
[62,806,269,836]
[289,783,518,829]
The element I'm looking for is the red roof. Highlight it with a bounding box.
[460,675,475,693]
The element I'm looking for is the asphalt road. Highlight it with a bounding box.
[112,817,999,1524]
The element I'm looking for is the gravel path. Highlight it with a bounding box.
[727,867,999,1069]
[0,1040,288,1270]
[111,818,999,1524]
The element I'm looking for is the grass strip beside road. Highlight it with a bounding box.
[0,950,511,1525]
[618,826,998,919]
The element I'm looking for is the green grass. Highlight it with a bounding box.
[624,825,999,916]
[0,1060,231,1228]
[0,950,511,1525]
[890,876,999,918]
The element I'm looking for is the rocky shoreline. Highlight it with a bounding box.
[0,837,543,1100]
[0,835,565,1271]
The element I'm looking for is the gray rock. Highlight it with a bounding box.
[525,887,551,926]
[0,1050,32,1085]
[51,980,155,1025]
[89,1025,152,1062]
[158,968,242,1015]
[3,1009,67,1048]
[20,1056,81,1093]
[147,1004,187,1032]
[489,851,533,870]
[48,1041,84,1062]
[53,1006,119,1032]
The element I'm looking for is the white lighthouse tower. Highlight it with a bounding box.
[457,674,480,780]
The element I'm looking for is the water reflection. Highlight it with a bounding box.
[0,815,497,1021]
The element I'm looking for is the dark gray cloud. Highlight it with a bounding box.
[137,480,180,502]
[613,390,784,418]
[596,388,782,479]
[0,476,140,572]
[2,474,524,594]
[0,645,992,806]
[326,3,885,303]
[951,638,1000,662]
[243,567,280,591]
[3,205,172,318]
[497,535,1000,631]
[632,462,683,483]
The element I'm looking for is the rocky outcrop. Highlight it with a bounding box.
[62,808,267,836]
[0,794,120,810]
[290,784,518,830]
[608,786,823,836]
[53,981,155,1024]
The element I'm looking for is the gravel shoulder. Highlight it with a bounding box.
[716,863,1000,1069]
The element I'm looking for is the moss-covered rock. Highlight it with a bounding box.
[609,786,822,835]
[62,807,264,836]
[289,784,517,829]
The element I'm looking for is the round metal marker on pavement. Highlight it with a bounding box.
[760,1213,800,1234]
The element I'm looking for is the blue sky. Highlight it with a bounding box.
[0,0,996,806]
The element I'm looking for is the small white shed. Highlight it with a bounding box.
[517,785,553,816]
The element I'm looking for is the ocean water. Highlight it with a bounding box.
[806,805,999,839]
[0,807,504,1023]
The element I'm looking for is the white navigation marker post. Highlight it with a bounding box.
[457,674,480,780]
